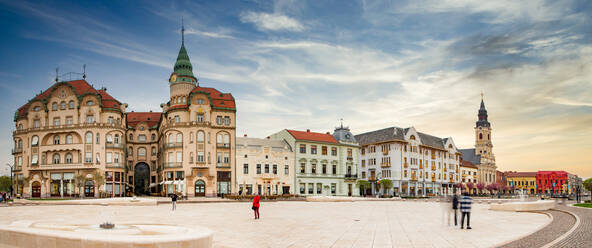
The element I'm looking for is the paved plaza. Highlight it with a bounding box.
[0,200,550,248]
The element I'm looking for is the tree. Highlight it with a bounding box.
[356,180,370,196]
[466,182,475,195]
[476,183,485,195]
[0,176,10,192]
[583,178,592,193]
[379,179,393,196]
[74,174,87,198]
[93,171,105,197]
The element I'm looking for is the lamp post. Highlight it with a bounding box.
[6,163,13,198]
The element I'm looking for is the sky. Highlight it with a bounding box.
[0,0,590,178]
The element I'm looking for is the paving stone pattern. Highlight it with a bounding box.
[498,210,575,248]
[550,205,592,248]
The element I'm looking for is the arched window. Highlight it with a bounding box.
[68,100,75,109]
[488,134,490,140]
[32,136,39,146]
[128,147,133,156]
[85,132,93,144]
[53,154,60,164]
[189,152,194,163]
[168,134,174,143]
[410,135,415,140]
[53,135,60,145]
[479,133,483,140]
[18,124,23,130]
[216,133,223,144]
[190,132,194,143]
[17,139,22,149]
[114,134,119,144]
[96,132,100,144]
[65,153,73,164]
[60,101,66,110]
[197,131,205,142]
[106,134,113,144]
[223,133,230,145]
[151,133,156,141]
[52,102,58,111]
[176,133,182,143]
[138,147,146,156]
[151,147,156,156]
[129,134,133,140]
[66,134,73,144]
[182,97,186,103]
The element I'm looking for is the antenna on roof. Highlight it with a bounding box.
[339,118,344,128]
[55,67,59,83]
[83,64,86,79]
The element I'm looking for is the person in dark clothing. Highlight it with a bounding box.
[171,193,178,211]
[452,194,459,226]
[252,194,260,219]
[460,192,472,229]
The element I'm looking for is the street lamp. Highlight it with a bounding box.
[5,163,13,198]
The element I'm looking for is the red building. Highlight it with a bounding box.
[536,171,568,194]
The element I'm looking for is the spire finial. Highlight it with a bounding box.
[181,17,185,45]
[340,118,344,128]
[83,64,86,79]
[55,67,59,82]
[481,91,484,101]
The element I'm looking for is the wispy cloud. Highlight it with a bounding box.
[240,11,304,32]
[185,28,235,39]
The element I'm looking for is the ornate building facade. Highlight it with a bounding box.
[12,26,236,198]
[460,97,497,186]
[355,126,461,196]
[236,136,295,195]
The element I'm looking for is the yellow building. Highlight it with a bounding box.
[506,172,537,195]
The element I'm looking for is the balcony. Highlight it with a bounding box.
[13,122,125,135]
[256,173,278,179]
[164,142,183,149]
[216,143,231,149]
[381,162,391,168]
[12,148,23,155]
[163,162,182,168]
[14,165,22,171]
[30,163,94,170]
[347,156,353,161]
[404,162,408,168]
[345,174,357,180]
[191,162,209,169]
[105,143,125,149]
[106,163,124,168]
[216,163,231,168]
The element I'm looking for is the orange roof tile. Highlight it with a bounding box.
[127,112,162,128]
[461,160,478,169]
[287,129,338,143]
[190,86,235,110]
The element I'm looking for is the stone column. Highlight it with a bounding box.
[60,180,64,197]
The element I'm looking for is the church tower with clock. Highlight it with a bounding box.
[168,21,197,106]
[474,95,497,184]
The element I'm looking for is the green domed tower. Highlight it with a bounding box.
[168,20,197,105]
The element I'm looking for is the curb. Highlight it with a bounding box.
[494,211,553,247]
[540,208,580,248]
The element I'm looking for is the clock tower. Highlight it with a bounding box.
[474,94,497,184]
[168,20,197,106]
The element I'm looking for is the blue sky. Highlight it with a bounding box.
[1,0,591,177]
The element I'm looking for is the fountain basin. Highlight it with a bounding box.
[489,200,556,212]
[0,221,212,248]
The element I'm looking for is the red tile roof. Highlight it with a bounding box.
[16,80,122,120]
[127,112,162,128]
[190,86,235,110]
[506,172,537,177]
[461,160,478,169]
[287,129,338,143]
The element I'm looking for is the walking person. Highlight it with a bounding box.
[452,193,459,226]
[252,194,260,219]
[460,192,472,229]
[171,193,178,211]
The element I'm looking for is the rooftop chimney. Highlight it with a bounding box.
[306,129,310,132]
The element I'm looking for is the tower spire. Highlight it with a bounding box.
[181,17,185,45]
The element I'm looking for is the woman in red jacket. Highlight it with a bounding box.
[252,194,260,219]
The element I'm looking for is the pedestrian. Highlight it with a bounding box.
[252,194,260,219]
[171,193,178,211]
[460,192,472,229]
[452,193,459,226]
[2,192,6,204]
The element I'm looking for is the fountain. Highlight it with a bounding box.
[0,212,213,247]
[490,190,555,212]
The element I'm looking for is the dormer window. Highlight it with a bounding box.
[197,99,204,104]
[60,101,66,110]
[86,100,94,106]
[33,106,40,111]
[140,126,145,131]
[68,100,75,109]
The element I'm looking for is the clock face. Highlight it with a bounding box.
[169,73,177,83]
